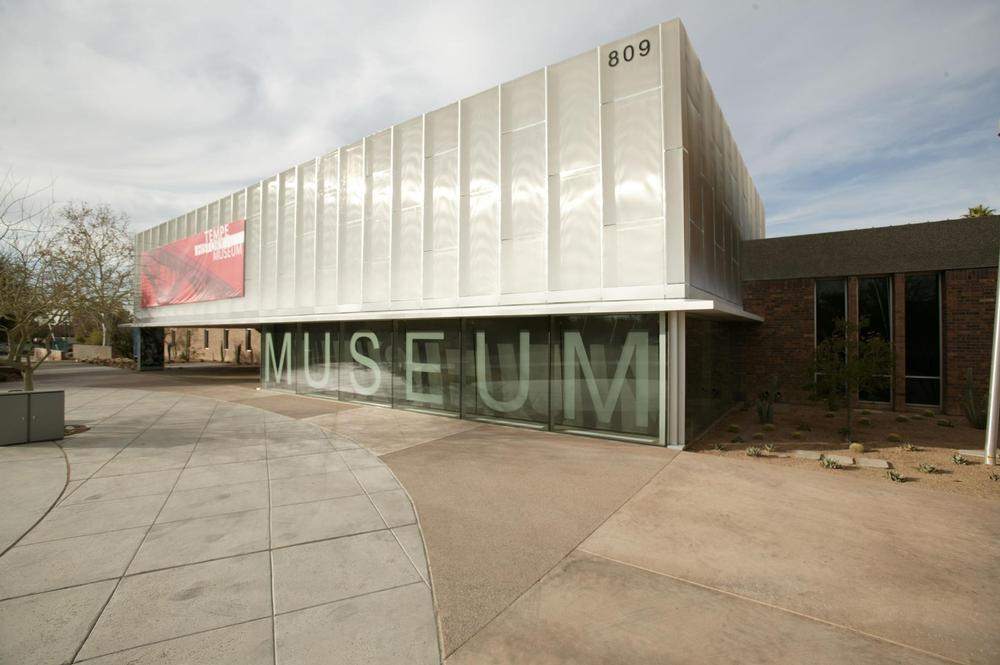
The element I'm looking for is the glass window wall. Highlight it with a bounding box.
[904,274,941,406]
[858,276,892,402]
[551,314,660,437]
[263,313,663,441]
[462,316,550,426]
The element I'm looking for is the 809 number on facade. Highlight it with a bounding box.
[608,39,651,67]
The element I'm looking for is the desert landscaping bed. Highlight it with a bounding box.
[691,402,1000,500]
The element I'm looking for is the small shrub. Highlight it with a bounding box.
[848,442,865,453]
[886,433,902,443]
[921,409,935,418]
[917,463,937,474]
[764,443,776,453]
[797,422,812,431]
[731,435,744,443]
[762,423,776,432]
[711,442,725,451]
[989,472,1000,482]
[895,415,908,422]
[752,432,764,440]
[860,409,872,416]
[900,443,918,452]
[952,453,967,465]
[821,457,841,469]
[754,377,780,424]
[936,419,953,428]
[886,469,903,482]
[746,446,762,457]
[727,424,740,433]
[960,368,987,429]
[791,431,803,440]
[824,412,836,418]
[858,417,872,426]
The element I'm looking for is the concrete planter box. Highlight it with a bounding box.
[0,390,65,445]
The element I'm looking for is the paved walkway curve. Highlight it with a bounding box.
[0,387,441,665]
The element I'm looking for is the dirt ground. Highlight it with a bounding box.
[691,402,1000,500]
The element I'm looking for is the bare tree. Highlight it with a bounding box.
[0,171,71,390]
[52,203,134,346]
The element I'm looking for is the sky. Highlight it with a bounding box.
[1,0,998,238]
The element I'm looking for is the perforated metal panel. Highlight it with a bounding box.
[134,18,763,328]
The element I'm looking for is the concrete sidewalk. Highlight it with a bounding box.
[27,364,1000,664]
[0,386,438,665]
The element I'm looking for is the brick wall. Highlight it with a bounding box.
[739,268,996,416]
[737,278,815,404]
[944,268,996,415]
[164,327,261,364]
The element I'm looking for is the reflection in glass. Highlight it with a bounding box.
[298,323,339,398]
[815,279,846,344]
[262,324,296,391]
[905,274,941,405]
[859,276,891,402]
[393,319,461,413]
[462,317,549,425]
[551,314,659,437]
[685,317,737,440]
[340,321,394,405]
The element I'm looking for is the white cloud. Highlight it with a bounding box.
[1,0,998,234]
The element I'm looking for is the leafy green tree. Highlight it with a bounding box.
[807,318,893,442]
[963,204,996,218]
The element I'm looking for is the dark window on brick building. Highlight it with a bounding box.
[815,279,846,344]
[904,274,941,406]
[203,329,209,348]
[245,329,252,351]
[859,276,892,402]
[223,329,230,349]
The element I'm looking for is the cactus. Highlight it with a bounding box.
[917,463,937,474]
[886,469,903,482]
[960,368,987,430]
[746,446,762,457]
[900,443,917,452]
[821,457,841,469]
[952,453,967,465]
[764,443,776,453]
[754,377,781,424]
[849,442,865,453]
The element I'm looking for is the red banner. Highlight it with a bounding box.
[140,220,246,307]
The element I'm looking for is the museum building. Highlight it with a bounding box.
[131,18,999,447]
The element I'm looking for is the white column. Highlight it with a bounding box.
[659,312,667,445]
[985,254,1000,465]
[666,311,686,448]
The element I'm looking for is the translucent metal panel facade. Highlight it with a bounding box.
[134,18,763,330]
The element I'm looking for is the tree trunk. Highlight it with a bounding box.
[101,320,108,347]
[22,362,34,392]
